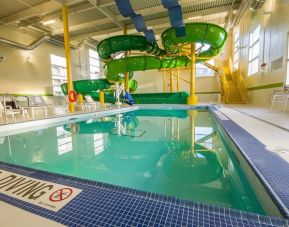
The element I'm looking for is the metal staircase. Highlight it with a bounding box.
[218,58,247,104]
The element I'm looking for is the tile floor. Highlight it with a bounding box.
[0,202,64,227]
[219,105,289,163]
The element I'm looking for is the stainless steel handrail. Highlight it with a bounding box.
[210,93,221,108]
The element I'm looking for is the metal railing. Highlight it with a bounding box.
[218,68,230,103]
[229,58,247,103]
[210,93,221,108]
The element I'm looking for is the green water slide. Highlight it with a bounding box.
[102,23,227,83]
[61,76,138,96]
[61,23,227,103]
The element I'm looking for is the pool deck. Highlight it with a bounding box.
[0,104,289,226]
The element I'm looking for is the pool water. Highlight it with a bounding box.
[0,109,265,214]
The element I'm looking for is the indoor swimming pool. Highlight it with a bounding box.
[0,109,267,215]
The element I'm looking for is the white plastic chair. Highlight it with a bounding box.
[270,89,289,112]
[0,101,22,121]
[84,95,111,110]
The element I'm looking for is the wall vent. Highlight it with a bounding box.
[271,57,283,71]
[250,0,265,11]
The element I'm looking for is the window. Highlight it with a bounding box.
[195,127,214,149]
[50,54,67,96]
[286,33,289,87]
[248,25,260,76]
[94,133,105,155]
[233,30,240,69]
[56,127,72,155]
[196,59,215,77]
[89,49,101,79]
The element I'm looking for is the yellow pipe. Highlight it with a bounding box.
[187,43,198,105]
[99,91,104,106]
[202,61,218,72]
[124,24,129,92]
[170,68,173,92]
[62,3,74,112]
[188,110,197,151]
[177,67,180,92]
[163,70,166,92]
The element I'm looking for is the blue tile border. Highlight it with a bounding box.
[0,161,288,227]
[209,106,289,219]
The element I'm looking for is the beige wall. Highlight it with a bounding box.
[0,26,92,95]
[235,0,289,106]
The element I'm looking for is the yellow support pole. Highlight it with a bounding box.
[170,68,173,92]
[177,67,180,92]
[99,91,104,106]
[163,70,166,92]
[62,2,74,112]
[188,110,197,151]
[124,24,129,92]
[187,43,198,105]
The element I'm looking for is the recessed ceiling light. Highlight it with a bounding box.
[187,16,202,20]
[42,19,56,25]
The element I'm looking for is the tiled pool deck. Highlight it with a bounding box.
[0,104,289,226]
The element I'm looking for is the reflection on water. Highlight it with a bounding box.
[0,110,265,215]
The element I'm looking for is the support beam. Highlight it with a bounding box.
[62,3,74,112]
[201,61,218,72]
[163,70,167,92]
[170,68,173,93]
[0,0,82,27]
[177,67,180,92]
[187,43,198,105]
[124,24,129,92]
[88,0,123,28]
[71,4,238,40]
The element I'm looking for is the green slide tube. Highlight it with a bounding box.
[61,77,138,95]
[61,22,227,103]
[97,35,167,61]
[101,22,227,83]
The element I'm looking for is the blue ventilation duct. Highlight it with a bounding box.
[132,14,146,32]
[114,0,156,42]
[115,0,135,17]
[144,30,156,43]
[162,0,186,37]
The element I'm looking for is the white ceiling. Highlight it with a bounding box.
[0,0,242,43]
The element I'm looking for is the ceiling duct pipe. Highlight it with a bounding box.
[0,36,95,51]
[232,0,250,27]
[250,0,265,11]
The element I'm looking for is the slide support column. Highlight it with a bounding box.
[163,70,166,92]
[62,2,74,112]
[187,43,198,105]
[170,68,173,92]
[124,25,129,92]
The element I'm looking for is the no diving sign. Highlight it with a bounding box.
[0,169,82,212]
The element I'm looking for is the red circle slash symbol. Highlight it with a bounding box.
[49,188,73,202]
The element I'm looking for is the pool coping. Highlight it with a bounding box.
[0,104,288,226]
[209,105,289,218]
[0,106,138,137]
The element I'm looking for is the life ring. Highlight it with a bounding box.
[68,90,78,102]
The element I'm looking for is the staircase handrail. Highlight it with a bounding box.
[234,70,247,103]
[218,68,230,103]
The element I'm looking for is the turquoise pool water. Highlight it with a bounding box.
[0,109,265,214]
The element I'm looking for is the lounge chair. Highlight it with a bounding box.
[84,95,111,110]
[26,96,49,117]
[0,100,28,121]
[270,89,289,112]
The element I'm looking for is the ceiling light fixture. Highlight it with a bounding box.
[187,16,202,20]
[42,19,56,25]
